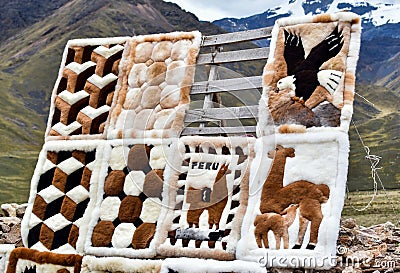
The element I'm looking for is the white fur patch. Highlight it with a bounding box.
[149,146,167,170]
[51,121,82,136]
[38,185,65,204]
[109,146,130,170]
[112,223,136,248]
[100,197,121,221]
[93,44,124,58]
[87,73,118,89]
[140,198,162,223]
[58,90,89,105]
[123,171,145,196]
[65,61,96,74]
[66,185,89,204]
[43,213,71,232]
[80,105,110,119]
[57,157,85,175]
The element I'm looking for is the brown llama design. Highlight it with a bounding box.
[254,204,298,249]
[186,164,231,230]
[259,145,330,249]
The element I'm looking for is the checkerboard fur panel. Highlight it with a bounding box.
[156,137,254,261]
[84,139,173,258]
[21,140,105,254]
[45,37,129,141]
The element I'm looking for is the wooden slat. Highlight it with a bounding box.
[191,76,262,94]
[202,27,273,47]
[197,47,269,65]
[185,105,258,123]
[181,126,257,135]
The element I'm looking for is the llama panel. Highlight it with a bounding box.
[106,31,202,139]
[45,37,129,141]
[84,140,171,258]
[237,132,350,269]
[20,140,104,254]
[157,137,254,260]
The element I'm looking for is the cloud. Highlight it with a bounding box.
[164,0,274,21]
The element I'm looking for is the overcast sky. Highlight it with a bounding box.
[164,0,271,22]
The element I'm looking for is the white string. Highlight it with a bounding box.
[348,120,398,216]
[346,121,379,211]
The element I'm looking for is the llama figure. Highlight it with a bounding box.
[186,164,231,230]
[260,145,330,249]
[254,204,299,249]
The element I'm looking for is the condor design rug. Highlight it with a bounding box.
[21,141,104,254]
[45,37,129,141]
[84,140,171,258]
[157,137,254,260]
[258,12,361,132]
[106,31,202,139]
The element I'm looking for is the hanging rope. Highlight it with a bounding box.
[347,93,399,216]
[346,121,379,211]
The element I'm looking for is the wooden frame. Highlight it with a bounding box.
[181,27,272,136]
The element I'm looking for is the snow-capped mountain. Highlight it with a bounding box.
[214,0,400,31]
[213,0,400,84]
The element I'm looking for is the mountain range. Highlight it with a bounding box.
[0,0,398,203]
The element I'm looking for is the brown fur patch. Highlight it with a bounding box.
[47,151,58,164]
[104,170,126,196]
[32,195,47,220]
[60,196,77,221]
[91,221,115,247]
[118,196,142,222]
[80,167,92,191]
[39,224,55,250]
[147,62,167,86]
[131,223,156,249]
[52,168,68,192]
[68,224,79,248]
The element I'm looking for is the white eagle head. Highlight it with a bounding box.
[277,75,296,91]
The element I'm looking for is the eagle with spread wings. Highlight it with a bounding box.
[276,26,344,103]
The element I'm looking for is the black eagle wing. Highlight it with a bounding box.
[283,29,305,75]
[298,26,344,71]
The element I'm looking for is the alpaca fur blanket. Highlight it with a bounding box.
[106,31,202,139]
[237,12,361,269]
[156,136,254,261]
[258,12,361,134]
